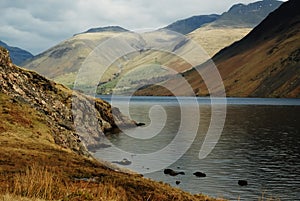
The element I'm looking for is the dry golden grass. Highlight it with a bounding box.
[11,164,62,200]
[2,162,227,201]
[4,164,128,201]
[0,194,47,201]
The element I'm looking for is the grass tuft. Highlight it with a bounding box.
[5,164,129,201]
[11,164,62,200]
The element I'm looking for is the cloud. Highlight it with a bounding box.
[0,0,276,54]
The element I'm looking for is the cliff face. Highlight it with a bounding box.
[0,47,134,156]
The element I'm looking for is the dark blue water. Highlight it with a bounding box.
[95,96,300,200]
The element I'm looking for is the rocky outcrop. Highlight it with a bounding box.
[0,47,135,156]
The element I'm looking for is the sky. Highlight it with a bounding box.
[0,0,285,55]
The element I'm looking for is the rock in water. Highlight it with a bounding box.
[238,180,248,186]
[112,158,132,166]
[164,169,185,176]
[136,122,146,126]
[193,172,206,177]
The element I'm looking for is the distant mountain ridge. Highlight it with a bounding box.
[0,40,33,65]
[163,0,282,35]
[75,26,129,36]
[210,0,283,27]
[162,0,282,58]
[163,14,220,34]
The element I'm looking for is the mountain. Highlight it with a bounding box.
[23,1,284,95]
[23,28,207,94]
[135,0,300,98]
[1,47,220,201]
[0,40,33,65]
[162,0,282,35]
[209,0,283,27]
[23,30,125,87]
[187,0,283,57]
[163,14,220,34]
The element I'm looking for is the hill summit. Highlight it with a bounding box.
[75,25,129,36]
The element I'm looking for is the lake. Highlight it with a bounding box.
[94,96,300,200]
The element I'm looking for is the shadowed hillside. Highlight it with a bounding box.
[136,0,300,98]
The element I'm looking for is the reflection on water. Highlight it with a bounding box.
[95,96,300,200]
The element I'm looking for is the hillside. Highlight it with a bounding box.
[22,31,123,82]
[23,29,209,94]
[0,40,33,65]
[136,0,300,98]
[188,27,252,57]
[0,47,226,201]
[163,14,220,35]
